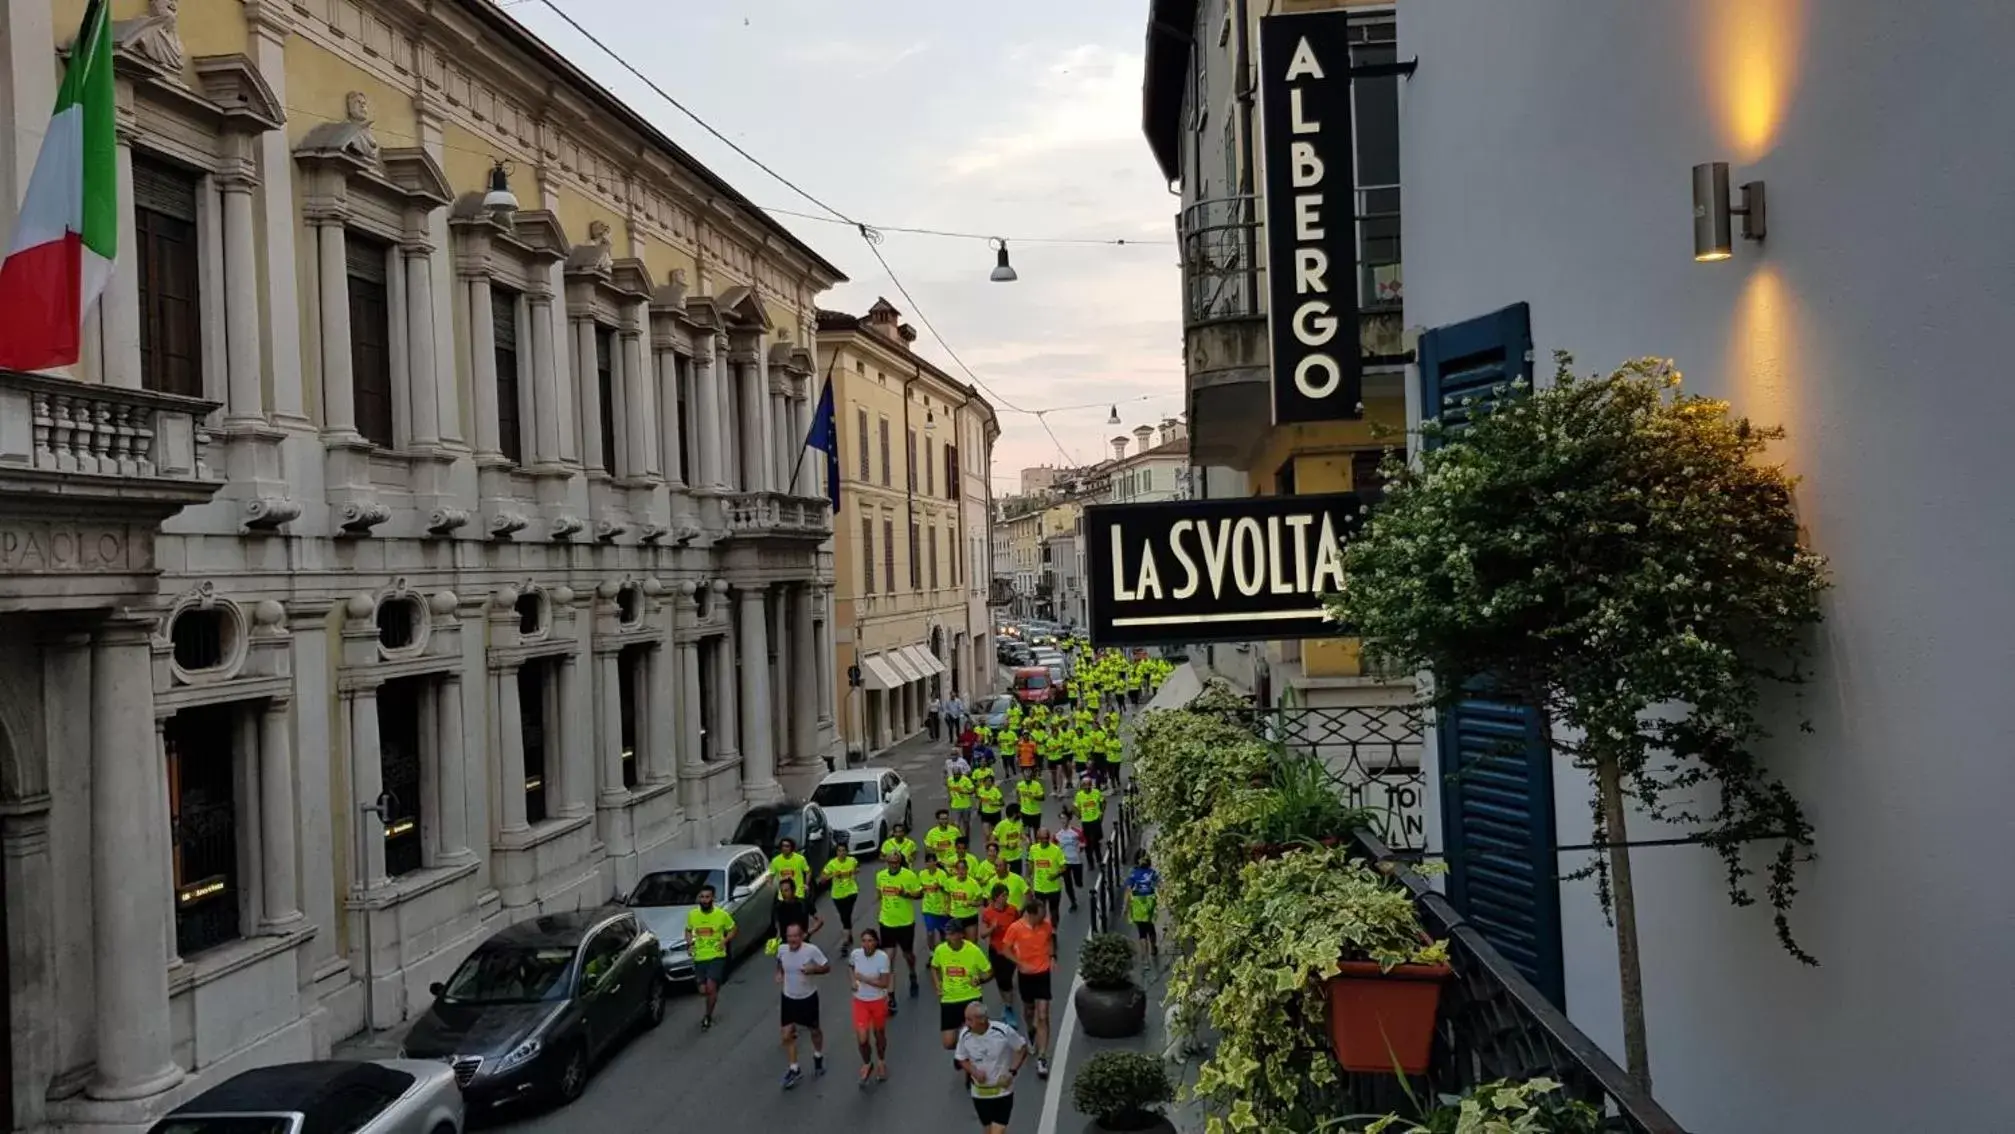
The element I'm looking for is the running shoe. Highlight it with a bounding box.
[781,1067,803,1089]
[701,1015,713,1031]
[814,1056,827,1078]
[1036,1057,1050,1080]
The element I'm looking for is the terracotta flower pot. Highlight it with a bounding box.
[1324,960,1450,1075]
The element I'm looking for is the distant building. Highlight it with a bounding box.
[1019,465,1063,495]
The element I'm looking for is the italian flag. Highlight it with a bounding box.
[0,0,116,372]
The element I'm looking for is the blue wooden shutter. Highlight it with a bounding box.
[1417,303,1566,1007]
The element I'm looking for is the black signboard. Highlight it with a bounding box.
[1259,10,1362,425]
[1084,493,1363,647]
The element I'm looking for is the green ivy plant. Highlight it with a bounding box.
[1361,1078,1604,1134]
[1176,847,1446,1134]
[1326,354,1830,1087]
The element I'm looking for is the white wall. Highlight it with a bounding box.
[1401,2,2015,1129]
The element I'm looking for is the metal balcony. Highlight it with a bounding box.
[1177,189,1405,468]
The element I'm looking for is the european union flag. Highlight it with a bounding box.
[804,368,841,513]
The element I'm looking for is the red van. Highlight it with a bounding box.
[1011,665,1056,705]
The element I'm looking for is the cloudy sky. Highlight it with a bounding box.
[509,0,1186,493]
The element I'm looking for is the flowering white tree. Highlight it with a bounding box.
[1326,355,1829,1089]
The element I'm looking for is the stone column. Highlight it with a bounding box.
[316,218,357,437]
[575,320,605,474]
[348,684,386,887]
[466,272,499,458]
[656,346,685,488]
[494,665,528,835]
[732,350,767,492]
[98,136,142,389]
[598,651,626,801]
[815,586,837,730]
[404,245,441,448]
[692,339,724,489]
[797,394,819,500]
[529,293,562,464]
[623,324,656,477]
[221,177,265,423]
[714,634,740,764]
[737,586,779,799]
[245,2,305,421]
[258,699,304,929]
[435,676,470,859]
[647,644,675,784]
[792,585,818,764]
[89,618,182,1101]
[559,653,592,816]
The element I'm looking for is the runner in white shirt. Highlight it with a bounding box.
[848,929,894,1086]
[1054,811,1085,913]
[953,1001,1029,1134]
[774,923,830,1088]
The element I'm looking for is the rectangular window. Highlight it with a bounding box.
[861,516,876,593]
[493,285,524,463]
[133,157,202,398]
[675,354,693,485]
[882,518,896,595]
[951,526,960,587]
[618,646,642,791]
[945,444,960,502]
[906,428,918,491]
[879,417,892,486]
[166,703,240,956]
[928,525,940,590]
[909,519,921,590]
[696,643,716,762]
[346,233,395,447]
[595,325,618,474]
[377,677,426,878]
[520,661,550,824]
[924,436,934,495]
[857,408,871,480]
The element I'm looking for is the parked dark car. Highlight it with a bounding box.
[148,1059,462,1134]
[400,908,665,1112]
[728,800,835,890]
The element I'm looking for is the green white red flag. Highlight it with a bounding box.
[0,0,117,371]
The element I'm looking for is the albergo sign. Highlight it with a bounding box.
[1259,9,1362,425]
[1084,494,1363,647]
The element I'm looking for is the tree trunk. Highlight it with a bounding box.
[1596,752,1651,1091]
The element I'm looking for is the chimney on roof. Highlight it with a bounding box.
[865,298,903,344]
[1134,425,1153,453]
[1159,417,1176,446]
[1111,435,1129,461]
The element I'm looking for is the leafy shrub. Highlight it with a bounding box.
[1071,1051,1175,1126]
[1079,932,1138,989]
[1364,1078,1604,1134]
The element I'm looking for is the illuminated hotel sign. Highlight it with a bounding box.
[1084,494,1363,646]
[1259,9,1363,424]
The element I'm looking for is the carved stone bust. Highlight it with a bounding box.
[588,219,612,248]
[342,91,378,159]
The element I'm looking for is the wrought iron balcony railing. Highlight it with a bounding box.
[1178,187,1403,330]
[1353,828,1691,1134]
[1229,703,1429,850]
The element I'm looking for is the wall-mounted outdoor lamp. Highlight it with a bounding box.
[1692,162,1765,261]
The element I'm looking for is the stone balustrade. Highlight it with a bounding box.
[722,491,832,541]
[0,370,218,486]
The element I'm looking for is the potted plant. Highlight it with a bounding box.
[1073,933,1147,1038]
[1247,750,1376,859]
[1321,866,1449,1077]
[1071,1051,1176,1133]
[1362,1077,1604,1134]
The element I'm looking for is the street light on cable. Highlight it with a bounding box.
[989,237,1018,282]
[1106,405,1121,426]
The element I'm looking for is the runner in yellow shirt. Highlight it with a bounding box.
[770,838,812,898]
[873,852,924,1003]
[1028,829,1067,926]
[684,884,737,1031]
[822,849,863,951]
[992,814,1025,873]
[931,920,993,1051]
[925,811,962,865]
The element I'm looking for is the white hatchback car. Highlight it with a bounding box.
[812,767,913,855]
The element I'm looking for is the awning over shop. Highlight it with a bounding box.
[900,645,947,677]
[860,653,905,691]
[882,649,925,685]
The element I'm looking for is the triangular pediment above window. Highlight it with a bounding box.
[683,295,723,332]
[381,148,452,208]
[504,209,570,262]
[190,55,282,132]
[609,257,653,300]
[714,285,770,330]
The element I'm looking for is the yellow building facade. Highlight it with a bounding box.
[0,0,845,1128]
[819,300,997,755]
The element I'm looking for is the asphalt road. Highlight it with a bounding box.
[487,723,1102,1134]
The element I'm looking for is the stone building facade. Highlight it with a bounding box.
[0,0,843,1129]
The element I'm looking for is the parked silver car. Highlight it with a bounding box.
[621,844,777,982]
[148,1059,462,1134]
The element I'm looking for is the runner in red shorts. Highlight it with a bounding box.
[848,928,893,1085]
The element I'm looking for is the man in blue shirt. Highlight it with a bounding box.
[1125,850,1159,960]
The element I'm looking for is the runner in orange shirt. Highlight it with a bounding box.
[1015,735,1038,774]
[978,888,1023,1031]
[998,900,1057,1078]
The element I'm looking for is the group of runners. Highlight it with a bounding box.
[682,644,1170,1132]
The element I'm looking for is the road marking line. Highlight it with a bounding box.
[1036,973,1086,1134]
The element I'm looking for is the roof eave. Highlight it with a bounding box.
[1142,0,1198,184]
